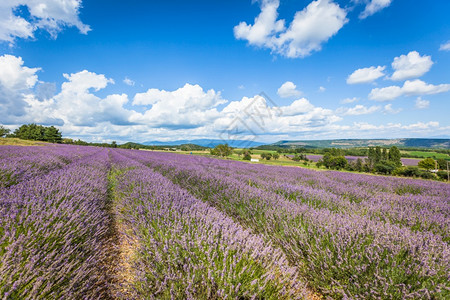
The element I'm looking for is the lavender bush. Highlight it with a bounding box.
[0,148,114,298]
[0,145,448,299]
[109,150,308,299]
[120,150,449,299]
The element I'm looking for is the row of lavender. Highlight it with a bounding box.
[108,150,309,299]
[193,158,449,241]
[1,145,448,298]
[0,147,114,298]
[0,145,102,188]
[119,150,450,299]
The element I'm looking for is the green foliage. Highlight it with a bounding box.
[399,166,421,177]
[374,160,397,174]
[260,152,272,160]
[210,144,233,157]
[242,152,252,161]
[388,146,402,167]
[436,170,448,180]
[321,153,348,170]
[436,159,448,170]
[12,124,62,143]
[272,153,280,160]
[355,158,364,172]
[418,158,436,170]
[0,125,11,137]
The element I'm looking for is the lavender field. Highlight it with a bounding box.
[1,145,449,299]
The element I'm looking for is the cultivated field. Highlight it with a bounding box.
[0,145,449,299]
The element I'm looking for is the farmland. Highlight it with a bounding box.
[1,145,449,299]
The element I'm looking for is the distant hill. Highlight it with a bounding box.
[143,139,265,148]
[269,138,450,149]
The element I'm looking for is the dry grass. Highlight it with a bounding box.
[0,137,49,146]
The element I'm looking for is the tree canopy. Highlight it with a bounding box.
[12,124,62,143]
[0,125,11,137]
[210,144,233,157]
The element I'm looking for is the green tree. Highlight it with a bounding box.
[382,148,388,160]
[388,146,402,167]
[210,144,233,157]
[436,159,448,170]
[14,124,44,140]
[272,153,280,160]
[260,152,272,160]
[292,154,301,162]
[331,156,348,170]
[242,151,251,161]
[374,160,397,174]
[355,158,364,172]
[375,146,382,163]
[0,125,10,137]
[321,153,348,170]
[43,126,62,143]
[418,158,436,170]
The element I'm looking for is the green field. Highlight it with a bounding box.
[402,150,450,160]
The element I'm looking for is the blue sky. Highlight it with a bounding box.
[0,0,449,143]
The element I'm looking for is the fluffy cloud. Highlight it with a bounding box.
[390,51,433,81]
[215,95,340,135]
[347,66,385,84]
[415,97,429,109]
[358,0,393,19]
[234,0,348,58]
[341,97,358,104]
[132,84,227,129]
[234,0,285,47]
[383,104,402,114]
[277,81,301,98]
[369,79,450,101]
[50,70,137,127]
[2,54,448,142]
[0,54,40,122]
[439,41,450,51]
[0,0,90,43]
[123,77,135,86]
[336,104,380,115]
[348,121,442,133]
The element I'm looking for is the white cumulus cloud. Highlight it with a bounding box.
[390,51,433,81]
[439,41,450,51]
[0,0,90,43]
[415,97,429,109]
[358,0,393,19]
[3,54,449,142]
[277,81,301,98]
[336,104,380,115]
[383,104,402,114]
[369,79,450,101]
[341,97,359,104]
[234,0,285,47]
[0,54,40,121]
[234,0,348,58]
[123,77,135,86]
[347,66,385,84]
[132,84,227,129]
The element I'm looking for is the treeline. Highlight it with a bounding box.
[256,145,450,159]
[257,146,370,157]
[1,124,62,143]
[315,147,448,181]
